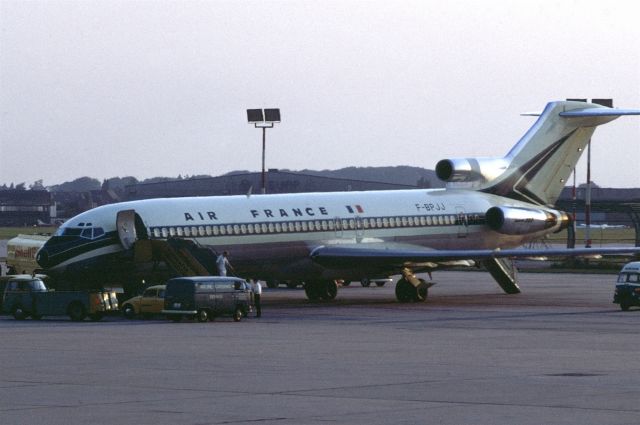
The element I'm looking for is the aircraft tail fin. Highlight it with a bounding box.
[479,101,640,206]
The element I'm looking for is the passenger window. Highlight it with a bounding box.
[219,226,226,235]
[389,217,396,227]
[161,228,169,238]
[268,223,275,233]
[261,223,268,233]
[198,226,205,236]
[205,225,212,236]
[183,227,190,236]
[382,217,389,228]
[227,225,234,234]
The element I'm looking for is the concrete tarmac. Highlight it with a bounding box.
[1,271,640,425]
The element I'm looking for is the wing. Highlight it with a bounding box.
[310,244,640,269]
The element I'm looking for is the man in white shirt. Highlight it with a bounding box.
[216,251,232,276]
[253,280,262,318]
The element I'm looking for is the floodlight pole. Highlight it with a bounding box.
[247,108,280,195]
[261,126,266,194]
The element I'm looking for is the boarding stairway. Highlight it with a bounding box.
[133,238,220,277]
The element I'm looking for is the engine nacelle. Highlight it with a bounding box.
[435,157,510,183]
[486,206,570,235]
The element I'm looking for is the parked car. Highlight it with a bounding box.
[162,276,253,322]
[121,285,166,319]
[613,262,640,311]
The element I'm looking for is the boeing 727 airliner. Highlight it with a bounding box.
[36,100,640,302]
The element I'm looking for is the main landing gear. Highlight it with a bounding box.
[304,280,339,301]
[395,268,434,303]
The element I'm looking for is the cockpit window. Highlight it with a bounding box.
[56,226,106,240]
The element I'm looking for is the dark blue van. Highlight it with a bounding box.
[162,276,253,322]
[613,262,640,311]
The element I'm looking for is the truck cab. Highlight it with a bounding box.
[613,262,640,311]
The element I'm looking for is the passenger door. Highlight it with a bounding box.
[139,288,157,314]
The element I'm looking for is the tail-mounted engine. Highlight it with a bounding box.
[485,206,570,235]
[435,157,509,183]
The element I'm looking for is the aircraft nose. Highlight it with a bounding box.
[36,246,50,269]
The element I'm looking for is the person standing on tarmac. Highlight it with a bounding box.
[216,251,233,276]
[253,279,262,318]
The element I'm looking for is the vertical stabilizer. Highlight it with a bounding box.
[481,101,639,206]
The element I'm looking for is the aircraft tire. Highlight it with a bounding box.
[320,280,338,301]
[304,282,321,301]
[360,278,371,287]
[395,279,413,303]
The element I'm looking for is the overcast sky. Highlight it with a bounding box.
[1,0,639,188]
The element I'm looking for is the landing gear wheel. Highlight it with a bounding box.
[395,279,413,303]
[360,278,371,287]
[304,282,321,301]
[395,278,429,303]
[196,309,209,322]
[321,280,338,300]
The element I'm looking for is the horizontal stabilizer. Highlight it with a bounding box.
[559,108,640,117]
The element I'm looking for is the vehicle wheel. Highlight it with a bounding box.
[620,300,631,311]
[122,304,136,319]
[360,278,371,287]
[170,315,182,323]
[68,302,86,322]
[89,313,104,321]
[196,309,209,322]
[233,307,243,322]
[12,305,27,320]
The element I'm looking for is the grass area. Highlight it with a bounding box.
[544,227,636,246]
[0,226,57,240]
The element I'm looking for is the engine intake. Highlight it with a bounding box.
[486,206,569,235]
[435,157,509,183]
